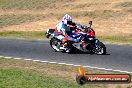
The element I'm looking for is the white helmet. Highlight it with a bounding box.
[62,14,72,25]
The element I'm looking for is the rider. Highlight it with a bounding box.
[54,14,80,52]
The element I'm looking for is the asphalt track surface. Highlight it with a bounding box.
[0,38,132,72]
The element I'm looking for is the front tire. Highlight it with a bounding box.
[93,41,106,55]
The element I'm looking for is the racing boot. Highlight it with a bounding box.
[59,42,67,50]
[65,48,70,53]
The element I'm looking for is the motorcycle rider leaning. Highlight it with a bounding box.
[54,14,80,52]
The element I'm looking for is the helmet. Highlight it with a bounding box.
[62,14,72,25]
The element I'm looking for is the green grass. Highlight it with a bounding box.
[0,69,81,88]
[98,36,132,44]
[0,58,131,88]
[0,58,108,88]
[0,31,132,44]
[0,58,132,88]
[0,31,45,39]
[0,14,46,28]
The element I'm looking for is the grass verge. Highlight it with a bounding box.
[0,58,111,88]
[0,69,79,88]
[0,31,132,44]
[0,58,132,88]
[0,31,45,39]
[98,36,132,44]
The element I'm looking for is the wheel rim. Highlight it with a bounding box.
[94,45,104,54]
[51,40,60,51]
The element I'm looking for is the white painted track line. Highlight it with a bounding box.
[24,59,32,61]
[14,58,22,60]
[1,55,132,74]
[4,57,12,59]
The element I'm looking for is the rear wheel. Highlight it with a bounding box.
[50,38,61,52]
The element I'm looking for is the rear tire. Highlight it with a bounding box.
[50,38,61,52]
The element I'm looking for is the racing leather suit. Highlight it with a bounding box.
[54,21,80,44]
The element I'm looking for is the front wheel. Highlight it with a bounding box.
[93,41,106,55]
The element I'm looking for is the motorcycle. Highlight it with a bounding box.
[45,21,106,55]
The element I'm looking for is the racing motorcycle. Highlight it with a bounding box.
[45,21,106,55]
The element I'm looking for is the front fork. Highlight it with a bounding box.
[94,39,99,44]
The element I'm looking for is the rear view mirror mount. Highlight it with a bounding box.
[89,21,92,27]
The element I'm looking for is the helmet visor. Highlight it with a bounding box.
[67,21,72,25]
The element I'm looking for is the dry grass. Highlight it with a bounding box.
[0,0,132,37]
